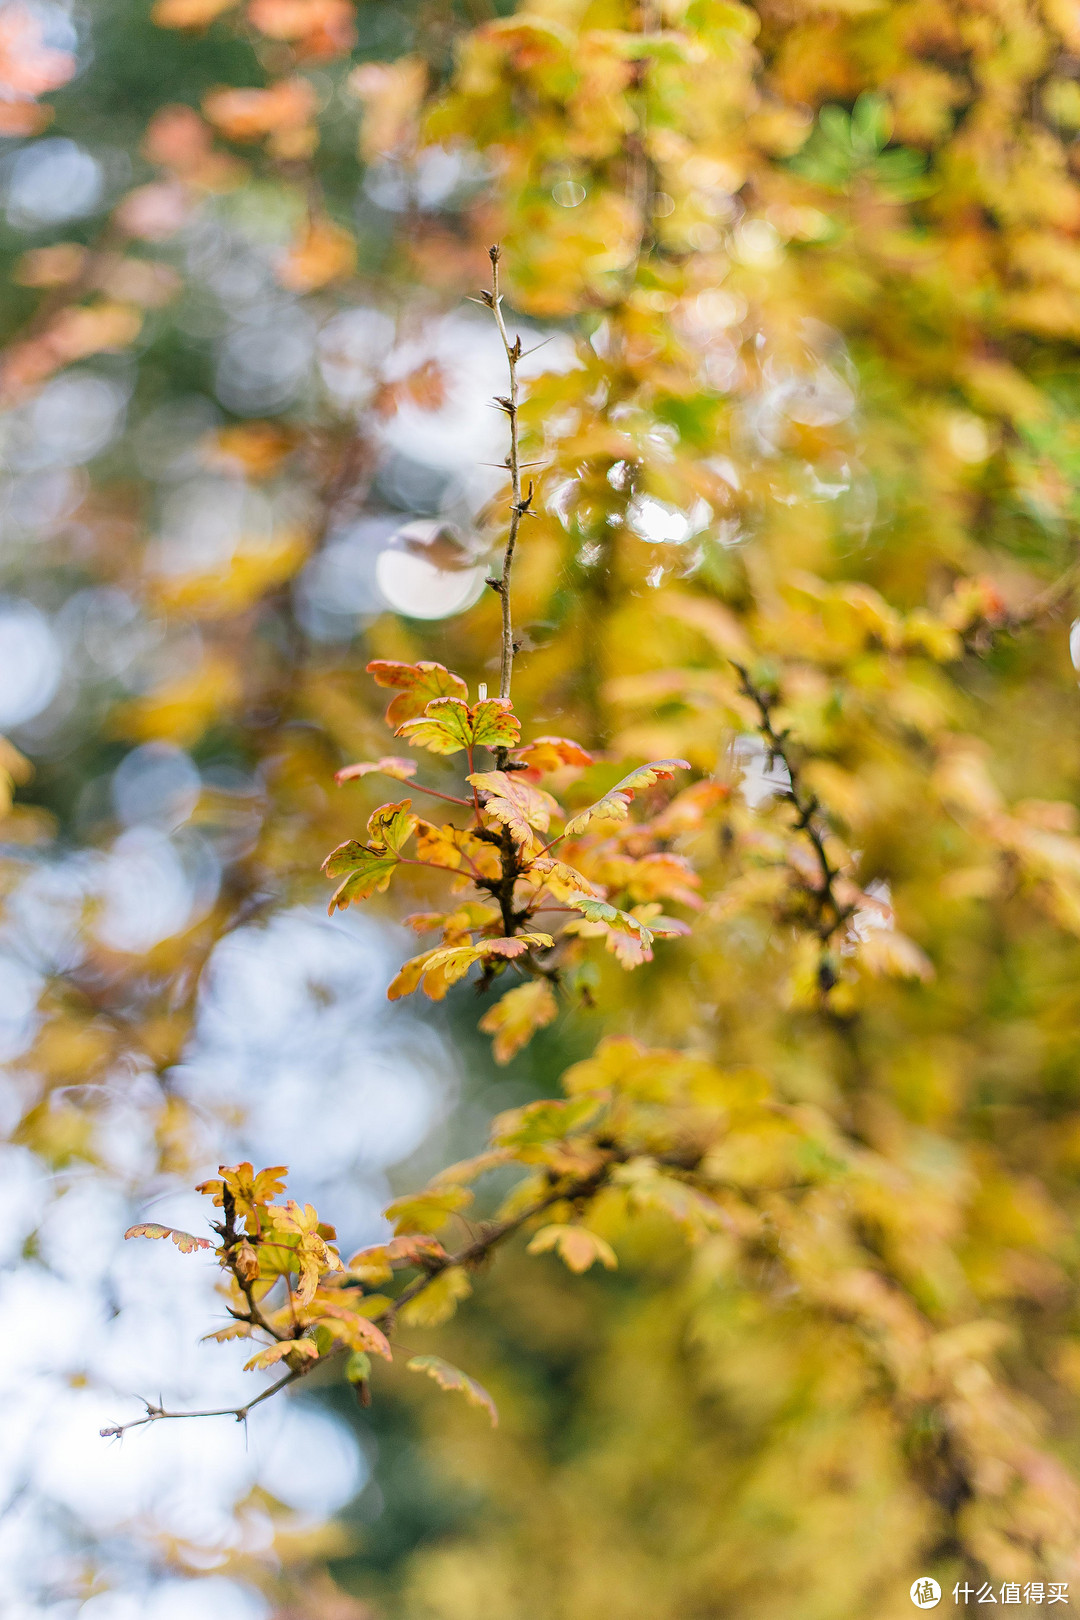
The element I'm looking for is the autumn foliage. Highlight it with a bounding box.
[10,0,1080,1614]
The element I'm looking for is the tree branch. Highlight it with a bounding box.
[377,1165,612,1332]
[480,245,532,707]
[732,663,855,955]
[100,1167,613,1439]
[99,1370,299,1440]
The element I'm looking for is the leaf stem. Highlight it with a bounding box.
[408,783,475,809]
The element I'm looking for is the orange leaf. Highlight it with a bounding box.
[203,77,316,142]
[514,736,594,774]
[366,659,468,727]
[247,0,355,56]
[276,215,356,292]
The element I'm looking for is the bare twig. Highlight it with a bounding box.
[100,1165,613,1440]
[984,562,1079,642]
[479,245,532,705]
[732,664,855,961]
[378,1168,609,1332]
[100,1371,299,1440]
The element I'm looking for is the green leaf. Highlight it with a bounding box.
[345,1350,371,1384]
[323,844,401,912]
[562,890,655,959]
[563,760,689,837]
[850,90,891,154]
[470,699,523,751]
[490,1094,602,1149]
[398,697,521,756]
[789,94,932,199]
[366,799,419,854]
[406,1353,498,1425]
[322,802,417,914]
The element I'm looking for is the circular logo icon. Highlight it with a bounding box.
[910,1578,941,1610]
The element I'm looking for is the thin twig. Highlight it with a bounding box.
[479,245,532,705]
[377,1166,611,1331]
[401,783,475,809]
[732,664,855,957]
[989,562,1079,639]
[100,1371,299,1440]
[100,1166,613,1439]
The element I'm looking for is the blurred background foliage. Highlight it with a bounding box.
[6,0,1080,1617]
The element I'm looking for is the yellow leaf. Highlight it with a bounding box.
[124,1222,214,1253]
[202,1322,253,1342]
[385,1185,473,1234]
[243,1337,320,1371]
[153,0,238,25]
[527,1223,617,1273]
[399,1266,472,1327]
[346,1233,447,1280]
[479,980,559,1063]
[391,934,554,998]
[468,769,561,844]
[406,1355,498,1425]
